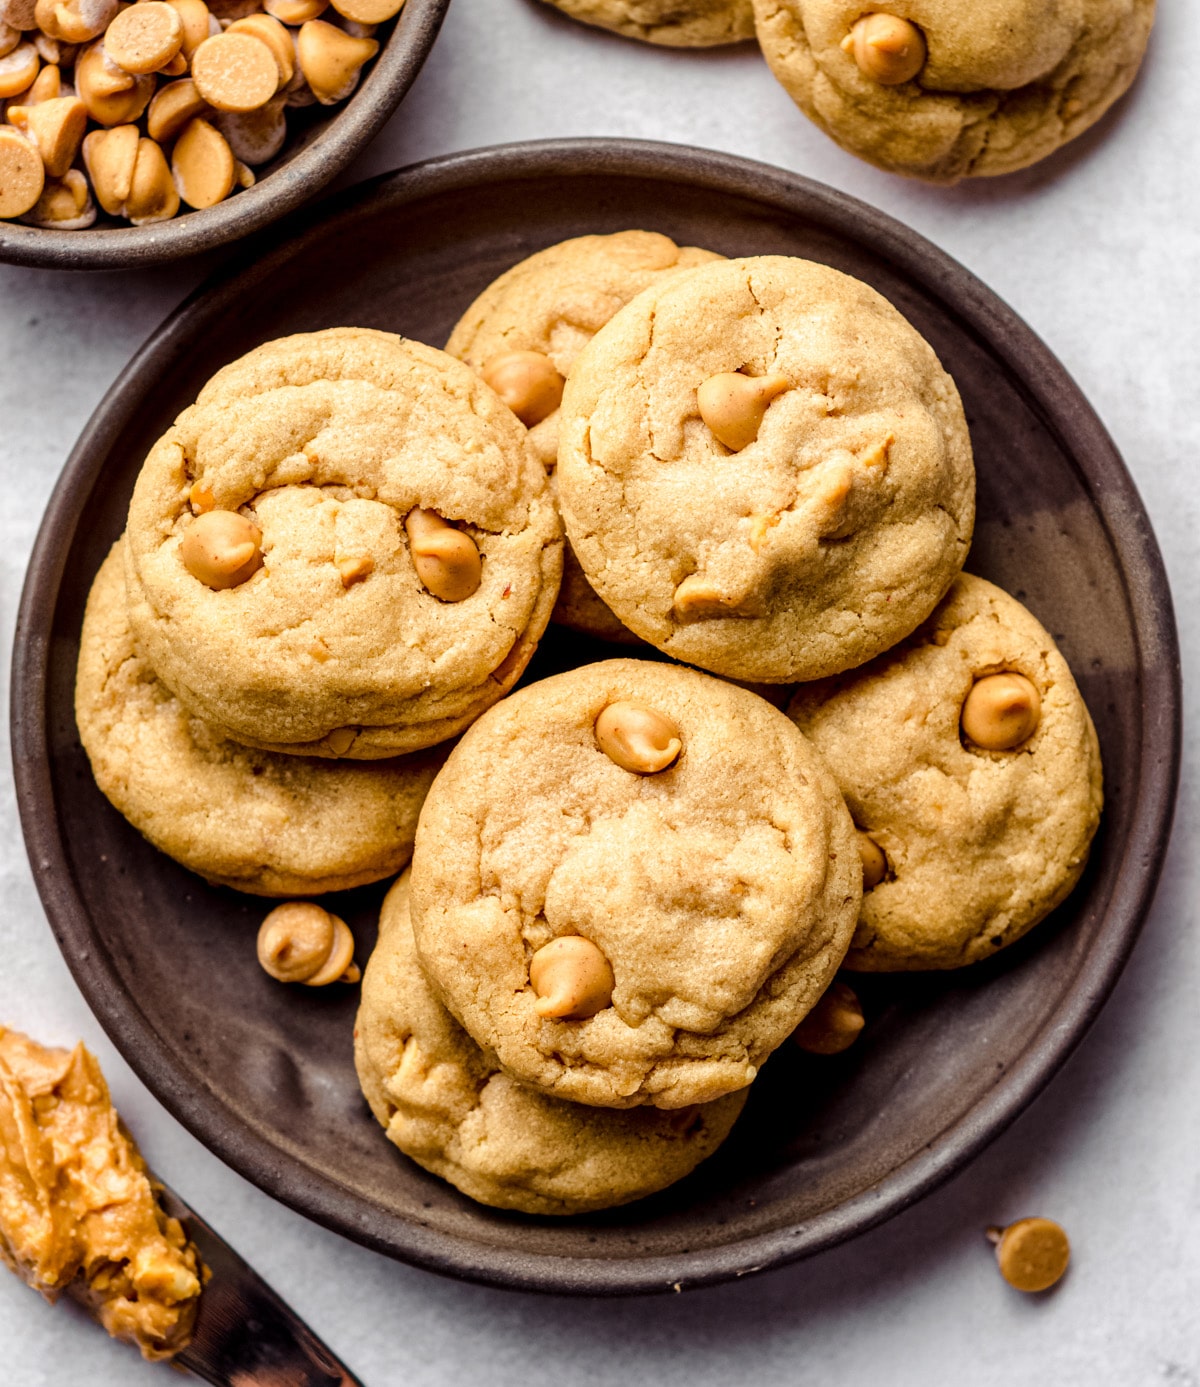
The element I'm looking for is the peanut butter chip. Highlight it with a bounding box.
[858,831,887,890]
[404,507,481,602]
[76,43,154,125]
[126,136,179,224]
[595,700,682,774]
[697,370,790,451]
[326,726,355,755]
[103,1,183,74]
[0,38,37,97]
[263,0,326,21]
[24,167,93,226]
[25,61,60,101]
[188,480,215,513]
[961,672,1041,751]
[296,18,375,104]
[147,78,210,144]
[171,114,234,207]
[987,1218,1070,1293]
[529,936,614,1020]
[480,350,565,428]
[180,508,262,588]
[165,0,210,61]
[328,0,401,22]
[257,902,360,986]
[226,13,292,85]
[191,29,279,112]
[672,576,747,622]
[82,122,138,213]
[0,125,43,217]
[336,553,373,587]
[11,94,86,177]
[35,0,116,43]
[841,13,926,85]
[792,981,865,1055]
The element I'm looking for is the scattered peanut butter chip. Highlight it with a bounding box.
[336,553,373,587]
[11,93,85,177]
[296,17,375,104]
[858,831,887,890]
[961,672,1041,751]
[793,981,865,1055]
[22,166,94,226]
[529,936,614,1020]
[103,0,183,74]
[25,59,60,101]
[697,370,789,451]
[34,0,116,44]
[480,349,565,427]
[0,126,43,217]
[0,37,38,97]
[76,44,154,124]
[225,11,292,84]
[263,0,327,21]
[257,902,359,986]
[987,1218,1070,1293]
[171,114,234,207]
[179,508,262,588]
[595,701,682,774]
[842,13,926,85]
[328,0,401,22]
[191,29,279,112]
[125,135,179,224]
[404,507,481,602]
[165,0,211,61]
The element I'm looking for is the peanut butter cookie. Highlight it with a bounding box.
[356,873,747,1215]
[76,542,441,896]
[536,0,754,47]
[447,231,723,643]
[753,0,1156,182]
[788,574,1103,970]
[556,255,975,683]
[123,329,563,758]
[409,659,861,1109]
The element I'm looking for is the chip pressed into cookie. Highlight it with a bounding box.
[123,328,563,759]
[448,230,724,645]
[76,542,440,896]
[753,0,1156,182]
[536,0,755,47]
[555,255,975,684]
[409,659,861,1110]
[788,573,1104,970]
[356,873,747,1215]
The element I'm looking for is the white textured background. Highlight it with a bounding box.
[2,1,1198,1382]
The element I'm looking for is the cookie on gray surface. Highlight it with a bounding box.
[788,573,1103,970]
[76,542,439,896]
[410,658,861,1109]
[753,0,1156,182]
[123,328,562,759]
[556,254,975,683]
[356,873,747,1216]
[536,0,755,47]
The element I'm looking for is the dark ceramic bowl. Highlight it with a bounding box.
[11,139,1181,1295]
[0,0,448,271]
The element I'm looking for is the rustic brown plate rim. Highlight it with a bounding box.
[11,138,1182,1296]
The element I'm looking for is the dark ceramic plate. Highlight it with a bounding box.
[0,0,448,271]
[12,139,1181,1295]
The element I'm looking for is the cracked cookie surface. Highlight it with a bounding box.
[123,329,563,758]
[536,0,755,46]
[356,873,747,1215]
[76,542,440,896]
[448,231,723,644]
[555,255,975,683]
[788,574,1103,970]
[409,658,861,1109]
[753,0,1156,182]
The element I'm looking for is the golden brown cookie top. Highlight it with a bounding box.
[76,542,440,896]
[123,329,563,758]
[556,255,975,683]
[788,573,1104,970]
[355,874,747,1216]
[409,658,861,1109]
[537,0,756,47]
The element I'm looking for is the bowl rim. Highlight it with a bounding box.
[0,0,450,272]
[11,137,1183,1296]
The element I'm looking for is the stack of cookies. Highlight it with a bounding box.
[532,0,1156,182]
[76,232,1103,1216]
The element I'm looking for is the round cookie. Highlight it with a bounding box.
[536,0,755,47]
[410,658,861,1109]
[123,328,563,759]
[447,231,723,643]
[76,542,441,896]
[356,873,748,1215]
[752,0,1156,182]
[788,573,1103,970]
[555,255,975,684]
